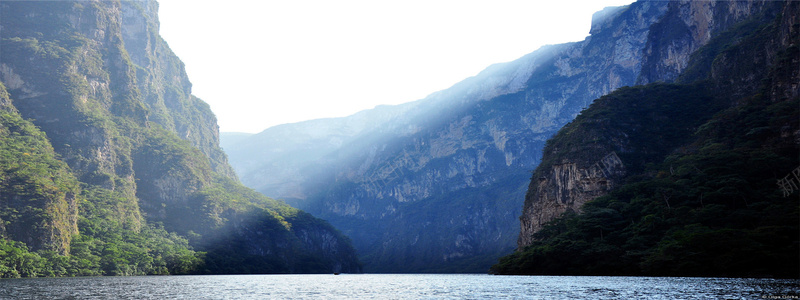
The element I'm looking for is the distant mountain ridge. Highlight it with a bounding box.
[225,0,672,272]
[219,132,253,151]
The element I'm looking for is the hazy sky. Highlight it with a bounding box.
[158,0,635,133]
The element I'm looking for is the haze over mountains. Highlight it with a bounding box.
[0,0,359,276]
[224,0,799,274]
[228,1,655,271]
[496,1,798,277]
[0,0,795,278]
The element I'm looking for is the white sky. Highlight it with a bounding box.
[157,0,635,133]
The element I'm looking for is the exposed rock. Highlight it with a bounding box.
[518,152,624,248]
[518,0,794,251]
[120,1,237,179]
[225,0,669,272]
[0,0,360,273]
[638,0,777,84]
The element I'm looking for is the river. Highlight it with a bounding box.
[0,274,797,299]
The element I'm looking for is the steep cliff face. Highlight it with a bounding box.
[517,82,719,249]
[0,0,359,275]
[496,0,798,277]
[1,0,146,235]
[0,83,79,255]
[119,0,236,179]
[227,102,419,200]
[225,0,669,272]
[769,1,800,102]
[638,0,778,84]
[518,0,790,250]
[518,152,625,247]
[513,0,797,267]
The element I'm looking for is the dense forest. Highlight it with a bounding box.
[1,0,797,278]
[492,2,799,278]
[0,0,360,277]
[222,0,671,273]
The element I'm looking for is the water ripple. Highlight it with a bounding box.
[0,274,797,299]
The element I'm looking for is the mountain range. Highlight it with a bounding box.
[495,0,798,277]
[0,0,359,276]
[0,0,796,278]
[223,0,798,274]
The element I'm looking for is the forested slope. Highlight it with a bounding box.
[0,0,360,277]
[493,1,799,277]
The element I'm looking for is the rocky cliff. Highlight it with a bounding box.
[225,0,670,272]
[518,152,625,248]
[0,82,79,255]
[119,1,236,179]
[497,0,798,277]
[226,102,419,200]
[0,0,359,276]
[638,0,779,84]
[517,0,789,250]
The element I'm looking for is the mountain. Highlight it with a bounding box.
[0,0,359,277]
[224,0,673,272]
[220,132,253,151]
[493,0,799,277]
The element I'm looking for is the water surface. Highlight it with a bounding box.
[1,274,797,299]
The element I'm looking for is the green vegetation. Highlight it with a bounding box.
[0,224,203,278]
[0,104,79,255]
[0,90,204,277]
[492,5,799,277]
[192,175,360,274]
[0,82,204,277]
[534,83,720,177]
[491,94,799,277]
[0,1,360,277]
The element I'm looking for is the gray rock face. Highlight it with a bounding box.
[0,0,141,195]
[226,0,669,272]
[637,0,776,84]
[227,102,420,200]
[517,0,788,251]
[120,1,236,179]
[518,152,625,248]
[0,0,361,273]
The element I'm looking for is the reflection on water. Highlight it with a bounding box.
[0,274,797,299]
